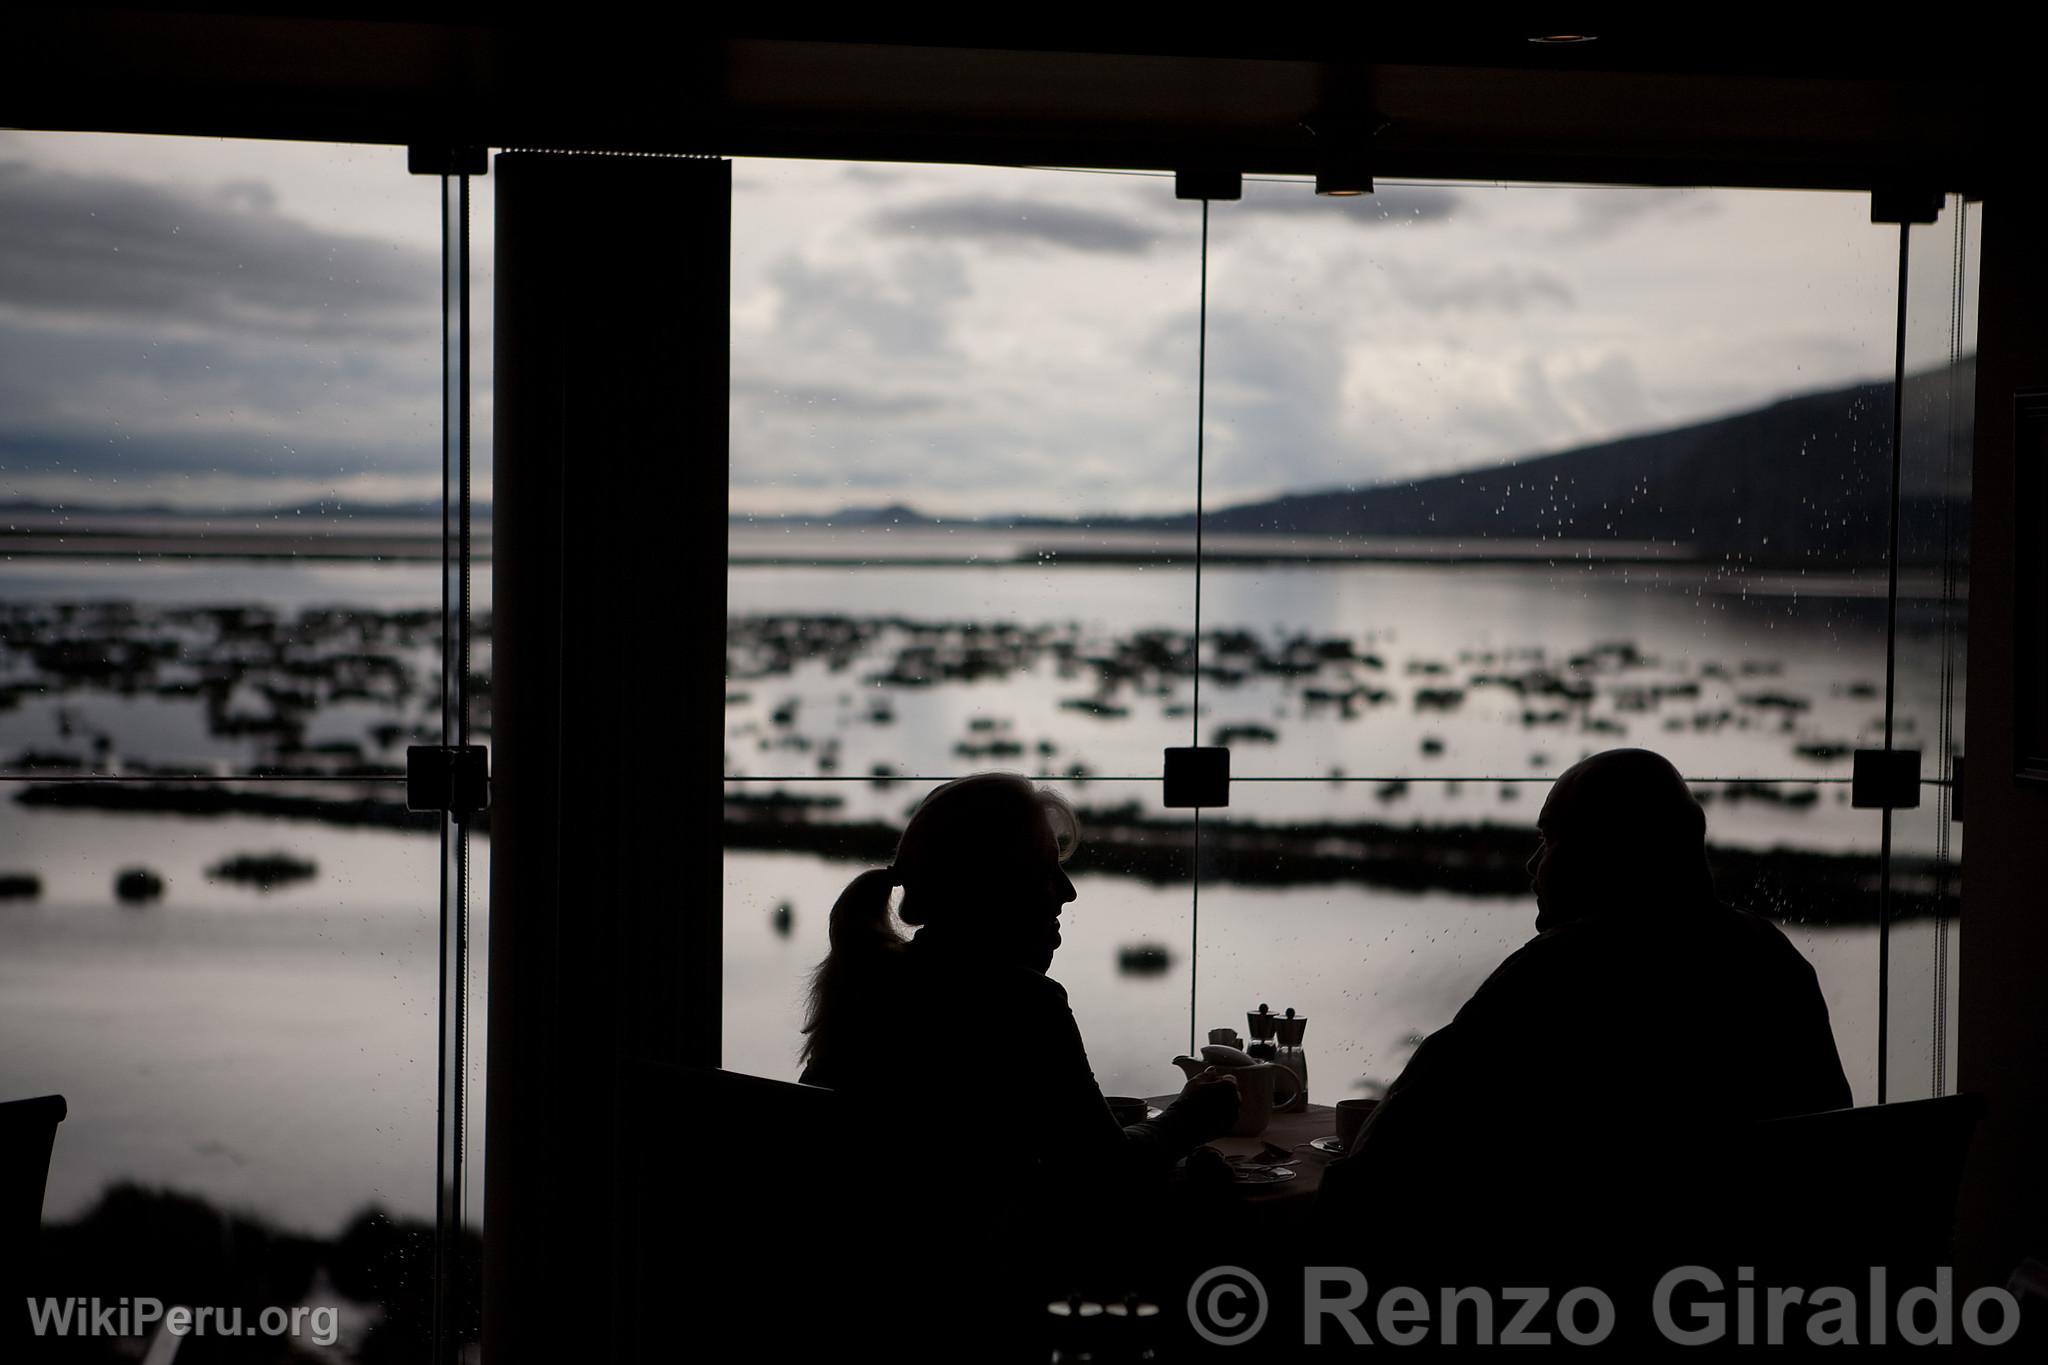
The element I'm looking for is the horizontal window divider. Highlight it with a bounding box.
[720,772,1857,785]
[724,773,1163,783]
[0,772,408,784]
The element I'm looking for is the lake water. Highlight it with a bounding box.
[720,531,1963,1116]
[0,535,1961,1237]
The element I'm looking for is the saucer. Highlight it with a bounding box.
[1309,1136,1346,1155]
[1231,1165,1298,1186]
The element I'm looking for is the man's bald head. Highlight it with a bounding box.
[1529,749,1714,929]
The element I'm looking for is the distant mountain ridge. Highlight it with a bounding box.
[16,367,1971,569]
[1134,363,1972,566]
[740,364,1974,567]
[0,498,487,520]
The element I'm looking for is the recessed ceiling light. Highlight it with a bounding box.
[1302,113,1381,199]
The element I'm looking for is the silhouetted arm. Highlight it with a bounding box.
[1746,912,1854,1115]
[1323,935,1558,1217]
[1014,972,1214,1183]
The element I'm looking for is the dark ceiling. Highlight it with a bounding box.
[4,11,2030,191]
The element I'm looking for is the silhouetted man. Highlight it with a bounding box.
[1320,748,1851,1286]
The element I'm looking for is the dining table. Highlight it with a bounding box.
[1145,1097,1343,1213]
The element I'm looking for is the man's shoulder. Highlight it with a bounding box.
[1473,902,1813,993]
[1471,916,1609,987]
[1689,901,1822,976]
[1526,901,1806,952]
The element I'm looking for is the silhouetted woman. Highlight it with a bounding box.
[799,773,1236,1321]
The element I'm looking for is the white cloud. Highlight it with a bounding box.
[0,138,1909,516]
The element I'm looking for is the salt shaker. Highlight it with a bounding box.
[1246,1003,1279,1062]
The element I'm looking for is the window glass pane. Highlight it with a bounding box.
[728,161,1201,785]
[724,161,1210,1096]
[0,131,443,781]
[1199,182,1901,784]
[0,777,446,1354]
[1883,195,1977,1100]
[0,129,462,1359]
[0,565,444,778]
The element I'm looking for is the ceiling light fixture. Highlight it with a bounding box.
[1302,113,1385,198]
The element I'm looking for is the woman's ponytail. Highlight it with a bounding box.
[799,866,905,1069]
[827,866,903,955]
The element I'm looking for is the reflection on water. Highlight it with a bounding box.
[0,796,445,1231]
[0,547,1956,1251]
[726,547,1957,853]
[724,823,1899,1111]
[1,558,486,1270]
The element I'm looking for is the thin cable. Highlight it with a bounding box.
[455,165,474,1252]
[1188,198,1210,1058]
[1192,198,1208,749]
[1933,199,1967,1096]
[459,172,473,751]
[1189,806,1201,1060]
[1877,220,1910,1106]
[431,167,473,1365]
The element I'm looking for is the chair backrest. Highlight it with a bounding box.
[0,1095,66,1243]
[624,1065,858,1353]
[0,1095,67,1306]
[1725,1093,1985,1275]
[699,1067,840,1132]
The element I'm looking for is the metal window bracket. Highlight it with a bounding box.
[1164,746,1230,808]
[1852,748,1922,810]
[1175,167,1242,201]
[1871,186,1941,225]
[408,744,491,816]
[408,145,488,177]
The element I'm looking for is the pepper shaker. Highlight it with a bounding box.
[1274,1007,1309,1113]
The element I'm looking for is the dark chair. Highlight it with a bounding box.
[626,1065,1038,1361]
[698,1065,840,1131]
[1708,1093,1986,1280]
[627,1065,856,1348]
[1314,1093,1987,1335]
[1,1095,67,1324]
[1,1095,66,1243]
[628,1062,841,1225]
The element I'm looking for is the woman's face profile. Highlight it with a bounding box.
[1011,810,1077,970]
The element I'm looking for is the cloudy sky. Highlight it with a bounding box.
[0,129,491,512]
[0,131,1918,516]
[733,162,1907,518]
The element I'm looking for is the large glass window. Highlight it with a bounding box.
[726,160,1202,1079]
[1882,197,1977,1103]
[723,167,1973,1109]
[0,130,483,1360]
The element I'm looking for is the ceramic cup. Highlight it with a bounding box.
[1334,1097,1380,1150]
[1105,1096,1150,1127]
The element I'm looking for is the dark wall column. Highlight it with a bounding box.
[483,152,729,1363]
[1957,181,2048,1291]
